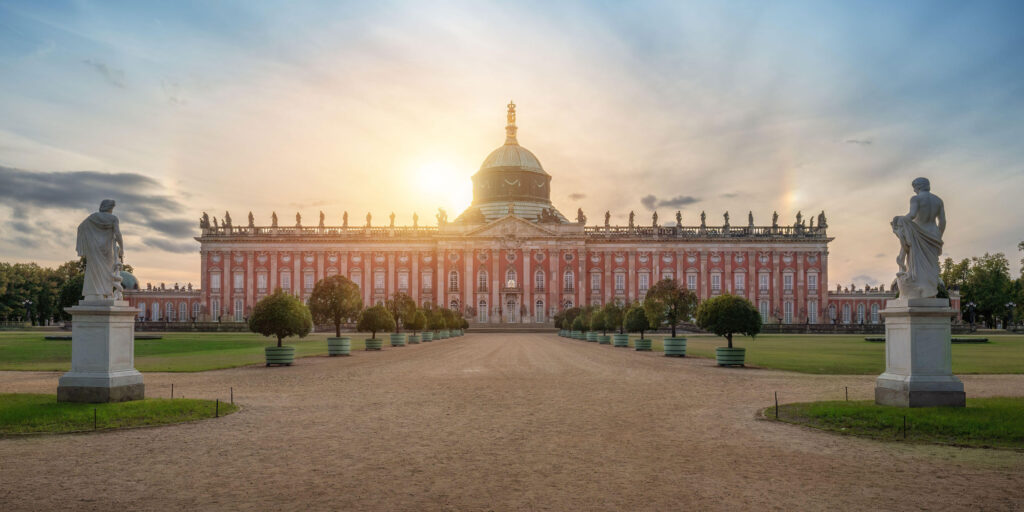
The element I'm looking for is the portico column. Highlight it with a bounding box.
[200,248,209,320]
[364,252,372,306]
[222,251,231,322]
[725,250,733,294]
[627,250,636,302]
[464,248,472,312]
[797,251,805,322]
[549,248,557,312]
[435,250,443,307]
[387,253,396,298]
[293,251,301,297]
[578,248,586,307]
[491,248,499,322]
[411,251,419,304]
[270,250,278,293]
[604,250,612,303]
[246,251,254,311]
[699,252,708,300]
[524,248,532,322]
[748,250,756,302]
[772,251,781,321]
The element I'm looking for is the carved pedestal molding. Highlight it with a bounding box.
[875,297,964,407]
[57,299,144,403]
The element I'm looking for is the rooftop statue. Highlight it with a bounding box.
[795,211,803,226]
[772,211,779,228]
[576,208,586,225]
[413,212,419,228]
[604,211,610,227]
[892,177,946,299]
[223,211,232,228]
[675,210,682,227]
[200,212,210,230]
[748,211,754,227]
[436,208,447,226]
[366,212,372,227]
[723,211,730,227]
[389,212,395,227]
[342,211,348,228]
[271,211,278,227]
[212,217,218,229]
[76,199,125,301]
[248,211,254,228]
[319,211,325,228]
[652,211,658,227]
[700,211,706,228]
[295,212,302,227]
[818,210,827,229]
[628,210,635,228]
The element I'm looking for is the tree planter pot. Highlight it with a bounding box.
[438,329,450,339]
[571,330,583,339]
[421,331,434,342]
[265,346,295,366]
[612,334,630,347]
[716,347,746,366]
[559,329,567,337]
[390,333,407,347]
[326,337,351,356]
[408,334,421,344]
[598,335,611,344]
[365,338,383,351]
[663,337,687,357]
[634,338,652,351]
[585,331,598,342]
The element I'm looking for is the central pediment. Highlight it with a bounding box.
[463,215,563,239]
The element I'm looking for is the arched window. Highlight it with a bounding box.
[179,302,188,322]
[449,298,459,311]
[829,304,836,322]
[211,299,220,321]
[350,271,361,290]
[871,304,880,324]
[857,304,865,324]
[563,270,575,291]
[234,299,244,322]
[166,302,174,322]
[192,302,200,320]
[505,268,517,288]
[784,301,793,324]
[478,269,488,291]
[590,272,601,291]
[535,299,545,322]
[448,270,459,292]
[151,302,160,322]
[808,300,818,324]
[842,304,851,324]
[534,270,545,290]
[478,300,488,322]
[759,300,769,321]
[138,302,146,320]
[663,272,674,282]
[564,299,574,309]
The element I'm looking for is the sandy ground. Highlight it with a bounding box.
[1,333,1022,511]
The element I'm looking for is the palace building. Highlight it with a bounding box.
[125,103,958,326]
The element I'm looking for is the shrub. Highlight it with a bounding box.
[426,307,445,331]
[625,303,649,339]
[357,305,396,339]
[571,316,585,332]
[600,301,625,334]
[248,290,313,347]
[385,292,416,333]
[643,278,698,337]
[695,294,762,348]
[308,276,363,337]
[590,310,608,334]
[405,309,427,334]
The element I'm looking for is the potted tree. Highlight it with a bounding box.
[643,278,698,357]
[695,294,762,367]
[249,290,313,366]
[602,301,628,347]
[579,306,598,342]
[425,307,443,340]
[591,310,612,344]
[308,275,363,356]
[571,316,585,339]
[357,305,395,351]
[386,292,416,347]
[406,309,427,344]
[436,308,451,339]
[625,303,651,351]
[553,311,567,337]
[460,317,469,334]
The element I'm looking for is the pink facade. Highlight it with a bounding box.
[125,285,204,322]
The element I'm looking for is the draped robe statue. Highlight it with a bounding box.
[76,199,124,301]
[891,177,945,299]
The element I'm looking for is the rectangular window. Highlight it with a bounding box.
[422,272,432,290]
[138,302,146,319]
[784,274,793,291]
[759,300,769,320]
[280,272,291,292]
[398,272,409,290]
[687,274,697,290]
[234,299,244,322]
[808,300,818,323]
[192,302,200,320]
[211,299,220,321]
[734,274,745,291]
[304,272,314,290]
[374,272,385,291]
[591,273,601,291]
[711,274,721,292]
[210,273,221,291]
[784,301,793,324]
[534,272,545,290]
[759,273,769,292]
[639,273,650,294]
[234,272,244,290]
[663,272,673,282]
[257,273,267,291]
[615,273,625,292]
[808,274,818,291]
[350,272,361,289]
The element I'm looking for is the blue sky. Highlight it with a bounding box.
[1,0,1022,285]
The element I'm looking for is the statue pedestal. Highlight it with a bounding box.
[57,300,144,403]
[875,298,964,407]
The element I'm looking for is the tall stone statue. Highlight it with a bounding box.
[604,211,610,227]
[700,211,706,228]
[319,211,325,228]
[675,210,682,227]
[366,212,372,227]
[295,212,302,227]
[212,217,218,229]
[772,211,779,228]
[892,177,945,299]
[795,211,803,226]
[436,208,447,226]
[76,200,125,301]
[576,208,586,225]
[652,211,658,227]
[342,211,348,228]
[223,211,232,228]
[200,212,210,230]
[271,211,278,227]
[818,210,827,229]
[248,211,254,228]
[723,211,730,227]
[748,211,754,227]
[413,212,419,228]
[389,212,395,227]
[628,210,635,228]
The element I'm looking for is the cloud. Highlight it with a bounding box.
[845,139,873,145]
[0,165,194,238]
[641,194,700,210]
[851,274,881,286]
[160,79,185,105]
[568,193,586,201]
[82,59,125,88]
[875,253,886,258]
[720,192,740,198]
[640,194,657,210]
[143,238,197,254]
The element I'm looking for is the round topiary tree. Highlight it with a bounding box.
[385,292,416,333]
[249,290,313,347]
[625,303,649,339]
[357,305,396,340]
[590,310,608,335]
[642,278,698,338]
[571,316,585,335]
[695,294,762,366]
[406,309,427,335]
[308,275,363,337]
[601,301,625,334]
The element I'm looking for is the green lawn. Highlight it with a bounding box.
[767,398,1024,450]
[607,333,1024,374]
[0,331,397,372]
[0,393,238,435]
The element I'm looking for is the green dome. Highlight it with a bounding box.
[119,270,139,290]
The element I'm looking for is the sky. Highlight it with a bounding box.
[1,0,1022,287]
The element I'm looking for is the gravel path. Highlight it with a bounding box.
[1,333,1022,511]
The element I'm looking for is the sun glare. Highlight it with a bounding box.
[415,161,473,216]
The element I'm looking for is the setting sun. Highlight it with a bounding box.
[414,160,474,218]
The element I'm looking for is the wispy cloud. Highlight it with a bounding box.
[641,194,700,211]
[82,59,125,88]
[845,139,873,146]
[568,192,586,201]
[143,238,197,254]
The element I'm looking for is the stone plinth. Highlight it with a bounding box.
[875,297,964,407]
[57,300,144,403]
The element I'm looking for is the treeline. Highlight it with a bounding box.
[0,259,134,324]
[940,243,1024,328]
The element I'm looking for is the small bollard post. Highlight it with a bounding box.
[171,383,174,399]
[230,387,234,405]
[903,415,907,439]
[94,408,97,430]
[845,386,848,401]
[774,391,779,419]
[215,399,219,418]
